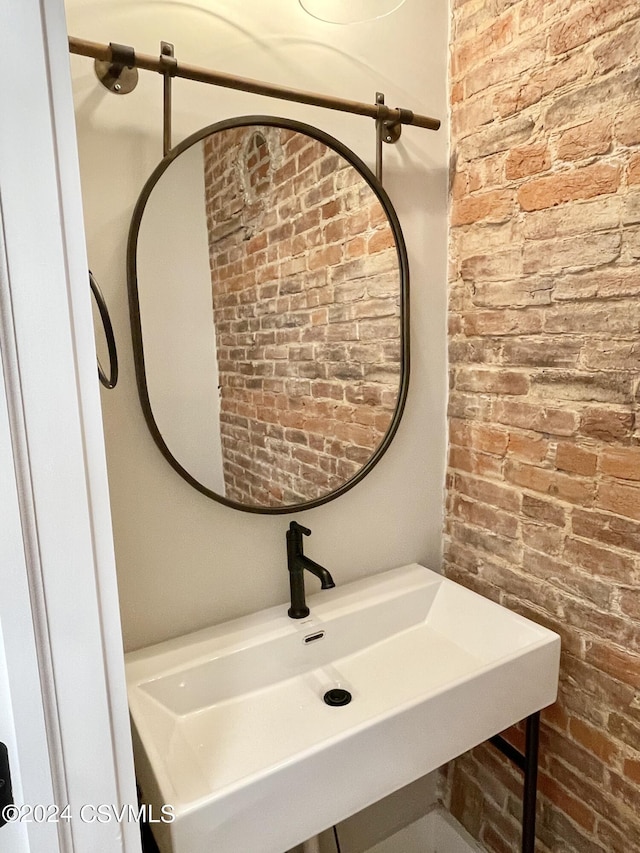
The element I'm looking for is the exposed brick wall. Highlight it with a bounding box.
[445,1,640,850]
[202,126,400,506]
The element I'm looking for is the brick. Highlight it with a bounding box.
[448,520,523,563]
[452,95,498,142]
[449,446,504,479]
[564,654,639,722]
[449,337,503,366]
[308,244,343,270]
[467,152,510,192]
[600,448,640,481]
[451,79,464,105]
[596,480,640,521]
[544,65,640,130]
[522,548,612,609]
[530,370,633,405]
[572,508,640,555]
[471,424,510,456]
[460,249,522,282]
[447,390,493,423]
[608,712,640,752]
[494,400,578,436]
[623,758,640,785]
[597,817,640,853]
[593,18,640,74]
[586,640,640,686]
[549,1,640,55]
[582,341,640,371]
[505,142,551,179]
[524,196,621,241]
[449,313,462,336]
[478,560,543,602]
[539,800,608,853]
[556,442,598,476]
[522,493,566,526]
[443,539,483,577]
[451,189,516,226]
[471,277,554,308]
[541,700,570,734]
[580,408,635,443]
[458,114,535,160]
[623,192,640,225]
[543,734,607,789]
[538,771,596,833]
[455,367,529,395]
[629,153,640,185]
[556,118,612,161]
[501,337,582,367]
[452,0,500,38]
[563,537,637,583]
[507,432,551,463]
[452,495,519,538]
[553,267,640,301]
[481,822,520,853]
[620,590,640,620]
[544,301,640,336]
[607,770,640,812]
[465,37,546,99]
[453,220,519,260]
[448,765,485,840]
[616,105,640,147]
[451,12,516,77]
[505,460,595,505]
[450,419,510,455]
[367,227,394,254]
[518,164,621,212]
[523,230,621,274]
[463,309,542,336]
[522,519,563,554]
[494,50,587,118]
[452,471,521,511]
[622,224,640,260]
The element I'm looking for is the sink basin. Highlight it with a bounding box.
[125,563,560,853]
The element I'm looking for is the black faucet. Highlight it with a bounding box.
[286,521,335,619]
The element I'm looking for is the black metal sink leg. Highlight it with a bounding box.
[489,711,541,853]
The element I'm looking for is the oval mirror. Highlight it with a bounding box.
[128,117,409,513]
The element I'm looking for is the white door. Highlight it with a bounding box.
[0,2,141,852]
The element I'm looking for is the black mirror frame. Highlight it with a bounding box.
[127,115,410,514]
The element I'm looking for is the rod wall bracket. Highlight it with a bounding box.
[160,41,177,156]
[94,42,138,94]
[376,92,403,183]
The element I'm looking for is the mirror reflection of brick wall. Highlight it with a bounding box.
[202,126,401,506]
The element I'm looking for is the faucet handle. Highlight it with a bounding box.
[289,521,311,537]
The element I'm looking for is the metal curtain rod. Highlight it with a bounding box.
[68,36,441,132]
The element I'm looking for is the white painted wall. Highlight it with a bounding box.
[65,0,449,652]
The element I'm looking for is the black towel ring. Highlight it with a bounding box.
[89,270,118,389]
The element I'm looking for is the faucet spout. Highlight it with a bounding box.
[286,521,335,619]
[299,556,336,590]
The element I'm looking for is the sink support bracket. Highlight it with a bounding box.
[489,711,540,853]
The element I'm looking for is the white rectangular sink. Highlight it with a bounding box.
[125,563,560,853]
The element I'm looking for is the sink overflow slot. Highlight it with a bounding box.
[303,630,325,644]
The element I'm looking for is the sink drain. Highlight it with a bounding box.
[323,687,352,706]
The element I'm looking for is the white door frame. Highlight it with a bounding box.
[0,2,140,851]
